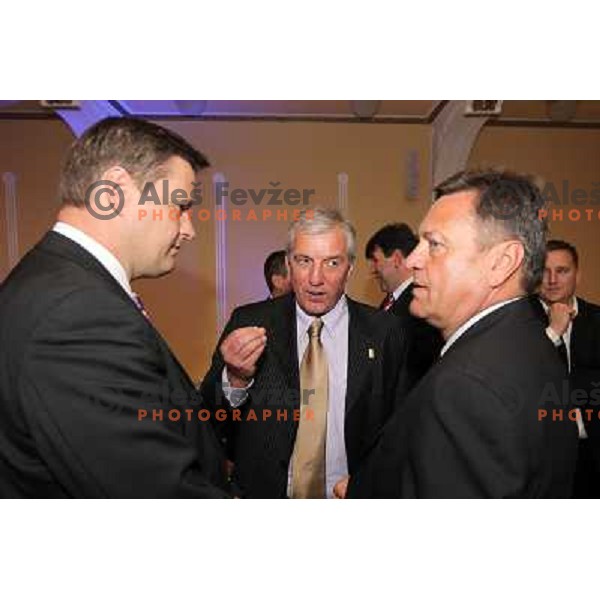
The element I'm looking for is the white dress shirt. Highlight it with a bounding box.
[294,296,349,498]
[391,276,414,302]
[440,297,523,357]
[52,222,133,297]
[539,297,586,438]
[223,295,350,498]
[539,296,579,370]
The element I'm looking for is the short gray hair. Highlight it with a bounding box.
[286,207,356,263]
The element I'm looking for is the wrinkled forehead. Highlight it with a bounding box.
[419,191,479,237]
[545,249,576,270]
[291,227,349,257]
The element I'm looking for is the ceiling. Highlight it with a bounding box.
[1,100,600,125]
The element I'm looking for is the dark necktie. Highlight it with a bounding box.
[132,293,151,321]
[380,294,394,311]
[557,337,569,372]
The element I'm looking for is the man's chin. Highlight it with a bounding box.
[297,296,332,316]
[541,292,565,304]
[408,297,426,319]
[145,261,175,279]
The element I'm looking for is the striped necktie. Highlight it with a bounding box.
[131,293,151,321]
[380,293,394,311]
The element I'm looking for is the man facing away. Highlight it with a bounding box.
[366,223,443,389]
[346,169,577,498]
[0,117,229,498]
[264,249,292,298]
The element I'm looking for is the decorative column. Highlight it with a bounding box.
[337,172,349,215]
[213,172,228,335]
[431,101,489,190]
[3,172,19,273]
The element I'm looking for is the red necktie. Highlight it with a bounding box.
[380,294,394,311]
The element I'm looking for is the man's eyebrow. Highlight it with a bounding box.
[293,253,344,261]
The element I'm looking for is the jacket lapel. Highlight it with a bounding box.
[269,295,300,389]
[43,232,196,391]
[345,299,372,416]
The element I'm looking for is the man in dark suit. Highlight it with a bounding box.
[538,239,600,497]
[346,169,577,498]
[201,207,408,498]
[0,117,228,498]
[263,249,292,298]
[365,223,443,388]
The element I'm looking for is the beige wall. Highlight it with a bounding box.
[0,119,75,279]
[149,120,433,379]
[2,116,599,380]
[469,125,600,304]
[0,118,431,380]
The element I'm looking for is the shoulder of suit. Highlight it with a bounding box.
[577,296,600,316]
[346,296,403,330]
[229,294,293,323]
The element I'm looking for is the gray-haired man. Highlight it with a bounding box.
[201,207,409,498]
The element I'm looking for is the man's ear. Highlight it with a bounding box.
[272,274,284,289]
[101,165,130,187]
[100,165,137,214]
[391,249,404,268]
[487,240,525,288]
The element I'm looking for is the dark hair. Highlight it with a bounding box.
[434,168,547,294]
[58,117,210,206]
[264,250,288,293]
[365,223,418,260]
[546,239,579,268]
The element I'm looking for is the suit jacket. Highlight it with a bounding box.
[565,298,600,497]
[386,283,443,389]
[569,298,600,401]
[0,231,228,498]
[529,295,600,497]
[201,293,409,498]
[349,298,577,498]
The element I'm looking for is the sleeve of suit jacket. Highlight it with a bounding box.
[199,307,253,462]
[200,307,244,411]
[17,286,229,498]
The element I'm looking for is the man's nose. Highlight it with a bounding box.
[405,242,424,270]
[309,263,324,285]
[180,213,196,242]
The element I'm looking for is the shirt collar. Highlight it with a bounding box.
[296,294,348,338]
[52,222,132,296]
[440,297,523,357]
[392,276,414,301]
